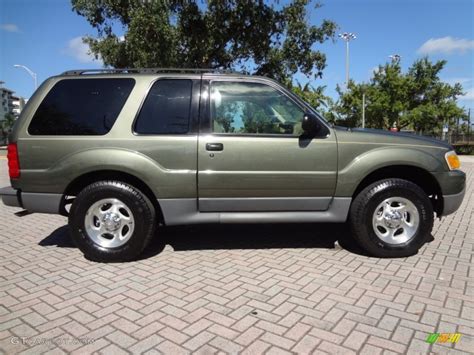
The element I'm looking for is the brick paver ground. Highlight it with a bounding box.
[0,156,473,354]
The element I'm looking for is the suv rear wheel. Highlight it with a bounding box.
[69,181,156,262]
[349,178,433,257]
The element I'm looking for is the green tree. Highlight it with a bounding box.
[405,58,464,134]
[332,81,370,127]
[214,101,237,133]
[242,102,279,134]
[1,113,16,144]
[72,0,336,82]
[290,81,330,110]
[334,58,465,134]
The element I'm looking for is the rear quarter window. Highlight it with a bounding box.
[134,79,192,134]
[28,78,135,135]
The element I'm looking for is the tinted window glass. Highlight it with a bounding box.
[29,78,135,135]
[211,81,304,136]
[134,79,192,134]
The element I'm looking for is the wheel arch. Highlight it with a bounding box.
[62,170,164,223]
[351,165,443,216]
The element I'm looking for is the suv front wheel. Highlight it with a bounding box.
[69,181,156,262]
[349,178,434,257]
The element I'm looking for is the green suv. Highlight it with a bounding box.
[0,69,466,262]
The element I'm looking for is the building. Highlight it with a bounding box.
[0,81,25,121]
[0,81,26,145]
[1,81,15,121]
[11,95,26,117]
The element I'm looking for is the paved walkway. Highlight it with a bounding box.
[0,159,472,354]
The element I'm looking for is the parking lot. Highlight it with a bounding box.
[0,155,473,354]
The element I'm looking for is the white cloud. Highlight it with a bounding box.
[62,36,102,64]
[459,87,474,101]
[442,78,474,101]
[0,23,20,32]
[417,36,474,55]
[443,77,472,86]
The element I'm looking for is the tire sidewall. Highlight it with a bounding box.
[351,179,434,257]
[69,183,154,261]
[364,186,431,252]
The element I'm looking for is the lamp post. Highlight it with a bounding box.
[13,64,37,90]
[362,92,366,128]
[338,32,357,88]
[388,54,401,64]
[468,108,471,145]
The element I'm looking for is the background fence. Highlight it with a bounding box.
[446,133,474,154]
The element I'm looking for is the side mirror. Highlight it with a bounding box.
[302,112,320,135]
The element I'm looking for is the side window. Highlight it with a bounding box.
[210,81,305,135]
[134,79,192,134]
[29,78,135,135]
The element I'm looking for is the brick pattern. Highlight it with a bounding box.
[0,157,473,354]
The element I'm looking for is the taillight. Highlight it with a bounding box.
[7,143,20,178]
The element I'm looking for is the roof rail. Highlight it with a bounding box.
[61,68,241,75]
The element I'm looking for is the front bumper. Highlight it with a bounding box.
[442,187,465,216]
[433,170,466,195]
[0,186,62,214]
[432,170,466,216]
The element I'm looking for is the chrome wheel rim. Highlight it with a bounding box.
[84,198,135,248]
[372,197,419,245]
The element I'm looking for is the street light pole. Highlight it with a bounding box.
[362,92,366,128]
[13,64,37,90]
[468,108,471,145]
[345,40,349,85]
[338,32,356,88]
[388,54,402,64]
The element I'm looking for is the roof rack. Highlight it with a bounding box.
[61,68,241,75]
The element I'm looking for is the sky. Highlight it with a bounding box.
[1,0,473,115]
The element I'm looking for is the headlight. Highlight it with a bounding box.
[445,150,461,170]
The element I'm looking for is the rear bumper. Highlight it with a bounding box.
[0,186,62,214]
[0,186,21,208]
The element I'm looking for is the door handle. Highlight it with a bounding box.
[206,143,224,151]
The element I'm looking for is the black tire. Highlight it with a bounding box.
[69,181,156,262]
[349,178,433,258]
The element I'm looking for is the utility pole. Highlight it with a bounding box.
[338,32,357,88]
[468,108,471,145]
[362,92,366,128]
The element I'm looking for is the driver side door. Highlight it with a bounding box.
[198,78,337,212]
